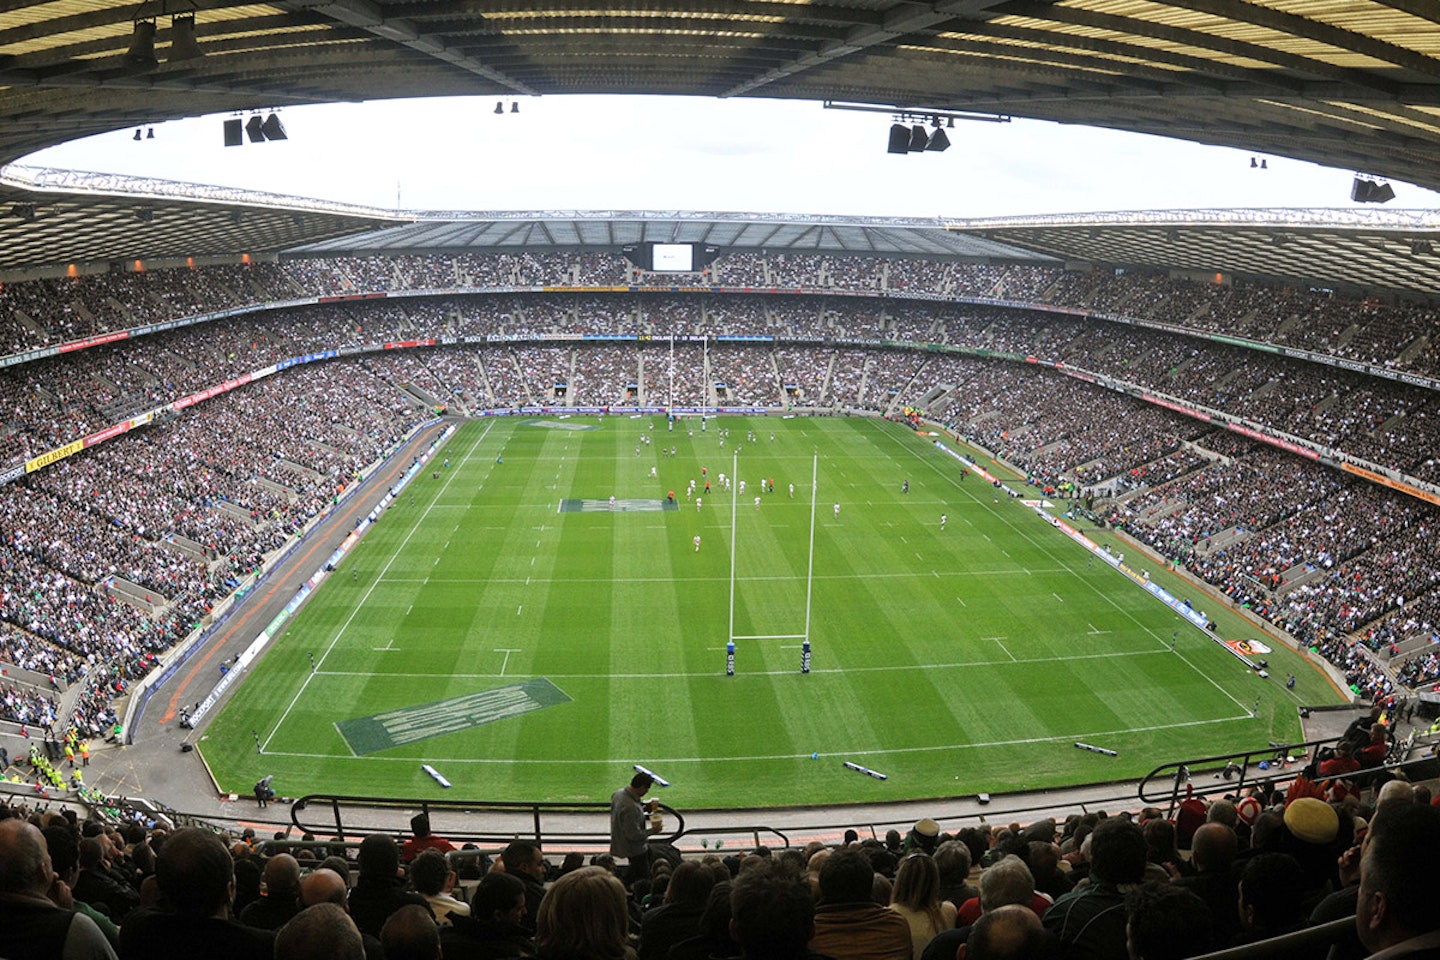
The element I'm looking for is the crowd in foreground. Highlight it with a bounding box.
[3,717,1439,960]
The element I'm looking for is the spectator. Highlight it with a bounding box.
[0,817,116,960]
[1124,883,1212,960]
[1172,823,1239,943]
[610,772,660,882]
[381,903,442,960]
[934,841,978,909]
[410,849,468,926]
[1234,853,1308,953]
[534,866,630,960]
[299,868,385,960]
[440,871,536,960]
[72,836,139,923]
[638,860,715,960]
[963,904,1052,960]
[729,865,816,960]
[501,840,548,932]
[888,854,956,959]
[238,852,302,930]
[1041,819,1146,960]
[119,826,273,960]
[276,902,365,960]
[348,834,432,938]
[810,848,912,960]
[402,814,455,863]
[1355,804,1440,959]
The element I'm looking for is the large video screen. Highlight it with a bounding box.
[651,243,695,272]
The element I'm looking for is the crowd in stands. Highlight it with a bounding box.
[4,711,1439,960]
[0,357,429,737]
[3,259,1440,746]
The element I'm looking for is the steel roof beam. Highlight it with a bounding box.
[279,0,537,94]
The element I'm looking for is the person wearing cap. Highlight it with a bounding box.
[904,819,941,857]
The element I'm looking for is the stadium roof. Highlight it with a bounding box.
[8,165,1440,298]
[3,1,1440,195]
[285,209,1046,260]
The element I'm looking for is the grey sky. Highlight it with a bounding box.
[25,95,1440,218]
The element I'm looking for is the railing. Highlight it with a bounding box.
[290,794,689,848]
[1140,730,1440,816]
[1191,917,1353,960]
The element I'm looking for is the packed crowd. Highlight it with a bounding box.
[4,719,1438,960]
[3,283,1440,744]
[0,357,430,736]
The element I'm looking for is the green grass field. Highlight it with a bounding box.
[202,416,1340,809]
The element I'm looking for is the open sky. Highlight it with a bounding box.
[25,94,1440,219]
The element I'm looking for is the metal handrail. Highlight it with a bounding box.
[289,793,689,846]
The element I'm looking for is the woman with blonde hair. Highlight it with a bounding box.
[887,853,956,959]
[535,866,634,960]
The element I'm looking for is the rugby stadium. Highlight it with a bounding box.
[1,5,1440,960]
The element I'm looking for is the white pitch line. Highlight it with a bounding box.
[261,419,496,752]
[1053,593,1064,602]
[262,713,1250,766]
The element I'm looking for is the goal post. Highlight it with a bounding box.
[726,450,819,645]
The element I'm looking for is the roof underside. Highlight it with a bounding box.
[3,0,1440,193]
[287,212,1047,259]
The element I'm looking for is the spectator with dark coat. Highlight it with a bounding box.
[1173,823,1240,944]
[348,833,433,938]
[238,853,302,930]
[441,871,537,960]
[501,839,548,933]
[72,836,140,923]
[1041,818,1147,960]
[638,859,716,960]
[118,827,274,960]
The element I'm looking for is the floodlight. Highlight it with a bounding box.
[495,101,505,115]
[245,115,265,143]
[887,124,910,154]
[133,129,142,141]
[510,101,519,113]
[223,118,243,147]
[260,113,287,141]
[925,127,950,152]
[147,127,155,139]
[126,21,158,69]
[1351,176,1396,203]
[1250,157,1258,168]
[169,14,203,61]
[908,125,929,152]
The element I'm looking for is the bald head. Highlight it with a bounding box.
[301,867,349,908]
[0,819,52,897]
[1190,823,1237,873]
[276,903,364,960]
[263,853,302,900]
[965,904,1046,960]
